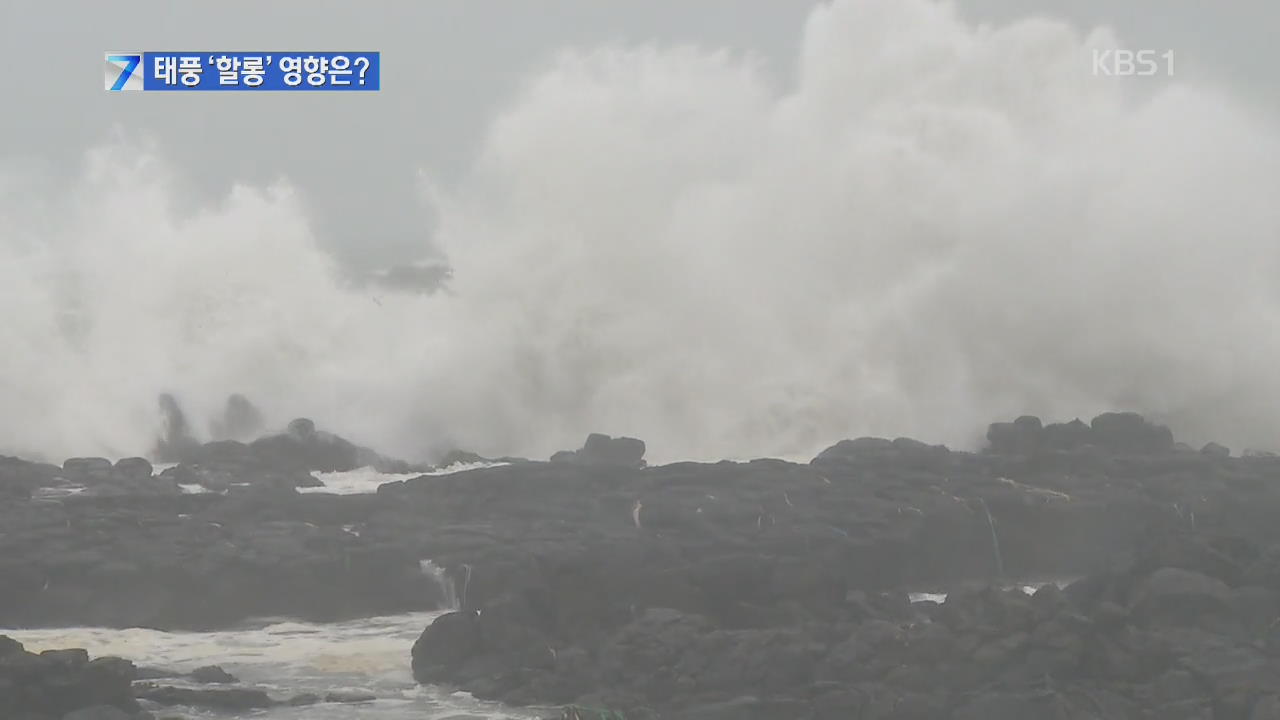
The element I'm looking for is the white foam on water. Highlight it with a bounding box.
[907,577,1077,604]
[32,485,86,499]
[2,612,545,719]
[4,1,1279,467]
[178,483,216,494]
[302,462,510,495]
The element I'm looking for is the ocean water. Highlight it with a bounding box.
[6,611,547,719]
[10,463,539,719]
[302,461,510,495]
[33,460,510,498]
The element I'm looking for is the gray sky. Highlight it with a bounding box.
[2,0,1276,272]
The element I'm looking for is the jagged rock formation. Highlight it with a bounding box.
[985,411,1175,455]
[0,637,141,719]
[551,433,647,469]
[4,410,1280,718]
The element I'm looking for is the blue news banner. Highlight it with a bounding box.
[105,52,380,91]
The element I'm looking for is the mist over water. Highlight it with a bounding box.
[3,0,1279,464]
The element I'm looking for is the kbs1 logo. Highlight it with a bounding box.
[105,52,380,91]
[1092,49,1175,77]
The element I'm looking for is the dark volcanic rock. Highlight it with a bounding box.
[8,410,1280,719]
[112,457,153,481]
[987,412,1176,456]
[552,433,647,468]
[324,691,376,703]
[0,455,58,500]
[62,457,114,484]
[188,664,237,684]
[247,418,386,473]
[986,415,1044,454]
[1202,442,1231,458]
[0,638,138,718]
[411,610,482,682]
[812,436,895,462]
[1090,411,1175,453]
[812,435,949,470]
[389,413,1280,717]
[136,685,274,710]
[1041,418,1093,451]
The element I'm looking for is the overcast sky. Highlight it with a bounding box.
[2,1,1276,272]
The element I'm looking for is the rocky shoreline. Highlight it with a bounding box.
[3,410,1280,718]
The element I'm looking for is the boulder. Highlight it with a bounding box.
[0,635,23,657]
[1,456,60,498]
[0,643,138,718]
[135,686,274,711]
[188,665,237,684]
[812,436,894,463]
[551,434,646,469]
[112,457,153,481]
[1041,418,1093,451]
[986,415,1043,454]
[411,610,482,682]
[62,457,114,483]
[1089,412,1175,453]
[1131,567,1234,625]
[248,419,368,472]
[1201,442,1231,458]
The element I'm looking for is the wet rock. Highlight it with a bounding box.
[986,415,1043,454]
[1089,412,1174,453]
[135,686,274,711]
[62,457,114,484]
[812,436,895,463]
[0,635,23,656]
[0,455,59,500]
[552,434,646,469]
[247,418,374,473]
[113,458,153,481]
[187,665,236,684]
[1201,442,1230,458]
[1041,418,1093,451]
[0,640,138,718]
[325,691,376,703]
[411,610,482,682]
